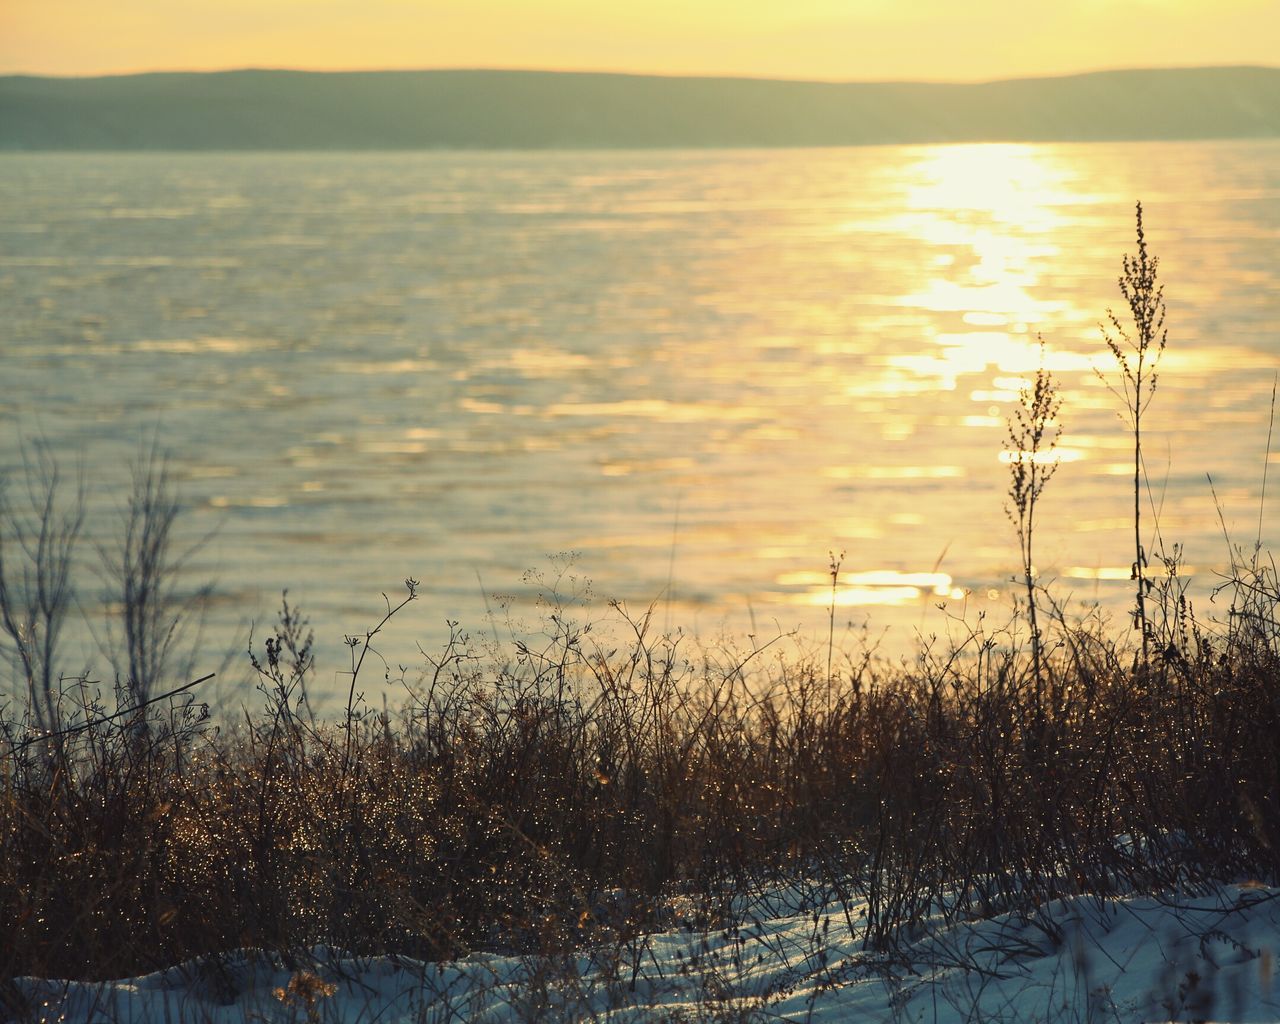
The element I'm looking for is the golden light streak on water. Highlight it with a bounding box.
[999,450,1084,466]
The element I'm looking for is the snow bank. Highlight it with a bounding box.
[12,884,1280,1023]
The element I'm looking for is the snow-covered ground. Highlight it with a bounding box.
[13,882,1280,1023]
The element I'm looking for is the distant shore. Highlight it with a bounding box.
[2,65,1278,151]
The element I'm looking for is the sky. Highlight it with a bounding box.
[2,0,1277,82]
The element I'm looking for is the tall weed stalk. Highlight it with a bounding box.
[1005,338,1061,703]
[1101,201,1168,664]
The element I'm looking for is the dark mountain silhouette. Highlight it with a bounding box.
[1,66,1276,150]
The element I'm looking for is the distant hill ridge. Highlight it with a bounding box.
[1,66,1277,150]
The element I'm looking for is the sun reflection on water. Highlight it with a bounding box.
[830,144,1112,441]
[777,569,968,608]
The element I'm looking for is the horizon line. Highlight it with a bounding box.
[4,61,1277,90]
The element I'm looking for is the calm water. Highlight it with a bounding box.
[2,142,1278,704]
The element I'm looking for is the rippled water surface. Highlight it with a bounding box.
[2,142,1278,703]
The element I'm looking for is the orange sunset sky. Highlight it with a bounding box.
[2,0,1277,82]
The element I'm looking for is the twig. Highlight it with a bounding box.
[6,673,215,752]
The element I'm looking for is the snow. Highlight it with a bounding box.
[13,883,1280,1022]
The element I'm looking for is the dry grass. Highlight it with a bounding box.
[3,561,1278,984]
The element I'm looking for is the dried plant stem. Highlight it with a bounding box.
[1100,201,1167,665]
[1005,339,1061,703]
[340,577,419,776]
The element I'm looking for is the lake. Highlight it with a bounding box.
[2,141,1278,706]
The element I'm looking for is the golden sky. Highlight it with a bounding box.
[2,0,1276,81]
